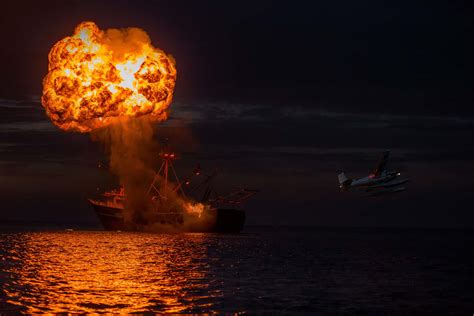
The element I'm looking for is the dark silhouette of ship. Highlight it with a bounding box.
[88,152,257,233]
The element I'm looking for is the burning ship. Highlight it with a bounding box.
[40,22,255,233]
[88,152,257,233]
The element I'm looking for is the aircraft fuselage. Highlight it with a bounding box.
[348,171,399,189]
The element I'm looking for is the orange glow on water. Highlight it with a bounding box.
[2,232,220,313]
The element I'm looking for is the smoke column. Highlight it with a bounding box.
[92,117,157,225]
[93,119,215,231]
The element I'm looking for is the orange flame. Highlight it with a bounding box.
[184,202,206,218]
[42,21,177,132]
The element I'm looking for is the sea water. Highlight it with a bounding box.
[0,228,472,313]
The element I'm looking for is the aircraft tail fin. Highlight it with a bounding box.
[372,150,390,176]
[338,172,352,190]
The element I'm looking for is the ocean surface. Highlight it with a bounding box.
[0,227,473,314]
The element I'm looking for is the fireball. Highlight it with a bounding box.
[42,21,177,132]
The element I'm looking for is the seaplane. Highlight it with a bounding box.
[338,150,409,196]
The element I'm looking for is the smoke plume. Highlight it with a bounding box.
[92,117,215,231]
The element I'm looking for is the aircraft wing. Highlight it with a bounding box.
[365,178,408,191]
[371,150,390,177]
[364,186,406,197]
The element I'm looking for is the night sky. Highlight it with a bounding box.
[1,0,473,227]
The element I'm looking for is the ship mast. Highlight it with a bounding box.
[148,152,186,202]
[146,151,258,211]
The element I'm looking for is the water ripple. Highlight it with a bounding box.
[0,229,473,313]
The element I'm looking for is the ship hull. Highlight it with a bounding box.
[90,203,245,233]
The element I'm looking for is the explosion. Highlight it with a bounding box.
[41,22,214,231]
[42,21,177,132]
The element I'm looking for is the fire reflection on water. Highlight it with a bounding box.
[0,232,222,313]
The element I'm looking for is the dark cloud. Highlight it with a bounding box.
[1,1,473,115]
